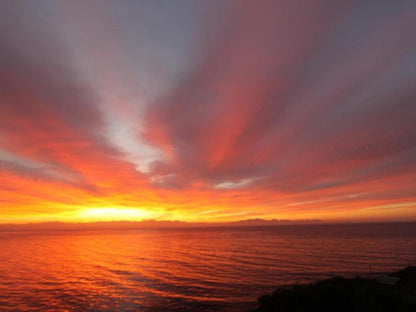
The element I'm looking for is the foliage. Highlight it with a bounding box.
[255,267,416,312]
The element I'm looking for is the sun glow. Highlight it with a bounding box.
[78,207,154,222]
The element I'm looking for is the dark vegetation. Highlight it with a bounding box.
[255,266,416,312]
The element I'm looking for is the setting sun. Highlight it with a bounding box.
[77,207,155,222]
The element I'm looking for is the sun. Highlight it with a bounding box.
[77,207,154,222]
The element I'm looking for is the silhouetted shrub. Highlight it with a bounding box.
[255,267,416,312]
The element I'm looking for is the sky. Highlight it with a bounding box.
[0,0,415,224]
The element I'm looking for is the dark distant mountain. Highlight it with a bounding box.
[229,218,321,227]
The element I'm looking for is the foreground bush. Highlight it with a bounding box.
[255,267,416,312]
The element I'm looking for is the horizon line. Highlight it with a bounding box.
[1,219,415,231]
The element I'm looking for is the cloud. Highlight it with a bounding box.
[1,0,415,222]
[145,0,416,195]
[0,1,148,213]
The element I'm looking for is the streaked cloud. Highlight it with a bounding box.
[0,0,415,223]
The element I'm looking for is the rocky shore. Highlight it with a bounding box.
[254,266,416,312]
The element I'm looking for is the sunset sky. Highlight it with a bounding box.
[1,0,415,224]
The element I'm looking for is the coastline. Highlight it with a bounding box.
[252,266,416,312]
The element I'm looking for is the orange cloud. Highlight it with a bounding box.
[1,0,415,224]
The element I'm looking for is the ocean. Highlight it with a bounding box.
[1,223,415,311]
